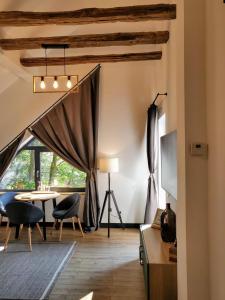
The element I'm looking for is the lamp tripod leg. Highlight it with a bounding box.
[99,191,108,224]
[108,191,111,238]
[111,191,125,229]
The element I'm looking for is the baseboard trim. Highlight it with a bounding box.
[0,221,141,229]
[99,223,141,229]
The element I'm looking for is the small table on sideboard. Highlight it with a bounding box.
[15,191,60,240]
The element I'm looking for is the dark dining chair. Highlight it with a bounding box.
[4,201,44,251]
[52,193,84,241]
[0,192,17,225]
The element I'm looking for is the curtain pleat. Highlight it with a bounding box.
[144,104,159,224]
[0,131,25,180]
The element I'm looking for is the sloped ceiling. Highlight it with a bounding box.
[0,0,171,149]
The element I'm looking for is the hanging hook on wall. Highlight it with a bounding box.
[152,92,167,105]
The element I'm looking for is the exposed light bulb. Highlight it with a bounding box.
[66,76,72,89]
[40,77,46,89]
[53,76,59,89]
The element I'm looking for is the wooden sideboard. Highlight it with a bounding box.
[139,225,177,300]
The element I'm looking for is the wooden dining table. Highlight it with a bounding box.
[15,191,60,240]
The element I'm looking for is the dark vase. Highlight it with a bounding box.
[160,203,176,243]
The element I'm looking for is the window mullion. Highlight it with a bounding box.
[34,149,41,190]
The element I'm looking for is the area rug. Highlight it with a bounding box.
[0,241,76,299]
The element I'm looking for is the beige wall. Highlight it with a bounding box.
[169,0,211,299]
[159,0,178,213]
[0,0,172,225]
[97,61,163,223]
[180,1,210,299]
[206,1,225,299]
[0,65,95,150]
[0,60,164,224]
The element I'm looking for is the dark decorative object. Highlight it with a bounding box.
[160,203,176,242]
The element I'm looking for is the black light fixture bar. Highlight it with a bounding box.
[41,43,69,49]
[33,43,76,93]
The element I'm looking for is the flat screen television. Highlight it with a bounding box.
[160,130,177,199]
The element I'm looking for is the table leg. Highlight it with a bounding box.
[15,225,20,239]
[52,198,59,230]
[42,201,47,241]
[52,198,57,208]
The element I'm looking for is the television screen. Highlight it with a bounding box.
[161,130,177,199]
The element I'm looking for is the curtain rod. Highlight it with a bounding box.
[0,64,101,154]
[152,92,167,105]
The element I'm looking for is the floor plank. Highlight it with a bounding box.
[0,226,145,300]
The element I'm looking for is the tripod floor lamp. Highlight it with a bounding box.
[99,157,124,237]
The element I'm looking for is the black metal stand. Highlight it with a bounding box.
[99,172,125,237]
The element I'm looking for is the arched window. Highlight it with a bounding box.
[0,137,86,192]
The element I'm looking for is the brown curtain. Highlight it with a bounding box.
[30,66,100,230]
[0,131,25,180]
[144,104,159,224]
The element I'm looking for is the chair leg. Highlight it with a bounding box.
[0,215,3,225]
[77,217,84,237]
[36,223,44,240]
[5,220,9,231]
[52,219,57,230]
[28,226,32,252]
[49,219,57,236]
[72,217,75,231]
[4,227,12,251]
[59,220,63,241]
[18,224,23,239]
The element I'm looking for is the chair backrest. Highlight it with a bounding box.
[0,192,17,214]
[55,193,80,218]
[5,202,44,225]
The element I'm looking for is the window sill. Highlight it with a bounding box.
[0,188,85,194]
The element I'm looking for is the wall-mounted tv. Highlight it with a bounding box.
[161,130,177,199]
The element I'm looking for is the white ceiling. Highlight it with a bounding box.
[0,0,170,80]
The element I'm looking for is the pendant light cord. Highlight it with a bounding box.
[45,47,47,76]
[64,46,66,76]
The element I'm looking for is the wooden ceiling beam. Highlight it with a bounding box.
[0,4,176,26]
[20,51,162,67]
[0,31,169,50]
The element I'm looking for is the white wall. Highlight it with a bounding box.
[206,1,225,299]
[176,1,210,299]
[97,61,164,223]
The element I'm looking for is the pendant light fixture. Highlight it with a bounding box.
[53,76,59,89]
[63,46,73,90]
[40,76,46,89]
[66,76,72,89]
[33,44,79,93]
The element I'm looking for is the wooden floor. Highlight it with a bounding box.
[1,226,146,300]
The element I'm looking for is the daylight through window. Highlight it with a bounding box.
[0,137,86,191]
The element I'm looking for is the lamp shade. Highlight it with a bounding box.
[99,158,119,173]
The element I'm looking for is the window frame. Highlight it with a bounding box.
[158,113,166,209]
[0,138,86,193]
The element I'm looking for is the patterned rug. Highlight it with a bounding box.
[0,241,76,299]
